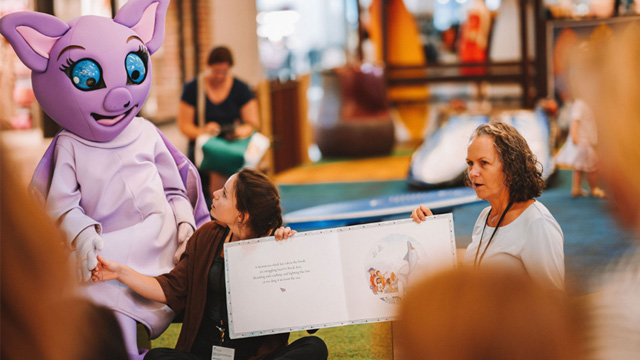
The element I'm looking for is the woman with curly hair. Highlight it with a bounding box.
[412,122,564,293]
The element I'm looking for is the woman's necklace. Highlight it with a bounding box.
[474,200,514,268]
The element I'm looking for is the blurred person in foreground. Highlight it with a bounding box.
[0,146,127,360]
[573,26,640,359]
[412,122,565,293]
[396,267,585,360]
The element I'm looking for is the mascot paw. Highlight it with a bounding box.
[74,226,104,282]
[174,222,194,263]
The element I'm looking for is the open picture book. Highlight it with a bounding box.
[224,214,457,339]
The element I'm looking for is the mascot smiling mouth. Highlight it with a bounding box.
[92,105,137,126]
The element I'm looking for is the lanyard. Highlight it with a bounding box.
[216,320,226,344]
[474,200,514,268]
[214,230,231,344]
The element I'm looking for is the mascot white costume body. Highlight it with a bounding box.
[0,1,210,358]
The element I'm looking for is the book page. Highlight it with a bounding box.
[339,216,456,321]
[225,231,347,338]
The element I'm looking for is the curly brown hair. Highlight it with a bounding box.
[467,122,545,202]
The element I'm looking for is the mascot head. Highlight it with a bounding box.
[0,0,168,142]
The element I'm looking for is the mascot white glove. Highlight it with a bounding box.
[73,226,104,282]
[174,222,194,264]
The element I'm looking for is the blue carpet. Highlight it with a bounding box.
[279,170,638,295]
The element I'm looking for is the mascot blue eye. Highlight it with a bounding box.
[69,59,103,91]
[126,53,147,85]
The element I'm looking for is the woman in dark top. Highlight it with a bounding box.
[92,168,327,360]
[177,46,261,195]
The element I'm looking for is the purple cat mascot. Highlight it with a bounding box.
[0,0,210,358]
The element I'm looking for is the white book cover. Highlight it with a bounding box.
[224,214,457,339]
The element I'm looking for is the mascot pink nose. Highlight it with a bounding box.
[103,87,133,112]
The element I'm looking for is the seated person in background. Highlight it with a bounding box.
[412,122,565,293]
[396,267,585,360]
[92,168,327,360]
[177,46,260,195]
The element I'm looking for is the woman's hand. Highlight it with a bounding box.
[92,255,167,302]
[233,123,255,139]
[274,226,297,241]
[91,255,122,282]
[204,121,222,136]
[411,205,434,224]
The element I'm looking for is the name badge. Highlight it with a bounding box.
[211,345,235,360]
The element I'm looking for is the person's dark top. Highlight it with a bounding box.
[155,222,289,359]
[181,77,254,127]
[190,242,268,359]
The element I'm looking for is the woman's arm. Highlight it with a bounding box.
[522,217,565,293]
[177,101,221,140]
[92,255,167,303]
[176,101,202,140]
[234,99,260,138]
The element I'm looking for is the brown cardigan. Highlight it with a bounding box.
[155,221,289,359]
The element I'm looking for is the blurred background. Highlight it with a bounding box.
[4,0,638,175]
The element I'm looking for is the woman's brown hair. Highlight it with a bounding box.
[234,168,282,237]
[207,46,234,66]
[467,122,545,203]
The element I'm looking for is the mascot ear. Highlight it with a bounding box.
[0,11,69,73]
[114,0,169,55]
